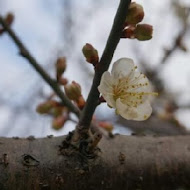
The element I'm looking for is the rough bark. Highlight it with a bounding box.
[0,135,190,190]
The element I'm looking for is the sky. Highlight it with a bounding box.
[0,0,190,137]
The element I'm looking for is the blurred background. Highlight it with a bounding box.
[0,0,190,137]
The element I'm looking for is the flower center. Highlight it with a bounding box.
[113,74,158,108]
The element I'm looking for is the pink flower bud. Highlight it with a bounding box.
[125,2,144,25]
[56,57,67,80]
[52,116,66,130]
[82,43,99,65]
[99,121,114,132]
[64,81,81,101]
[134,24,153,41]
[5,13,14,26]
[122,26,136,39]
[58,77,68,85]
[76,96,85,109]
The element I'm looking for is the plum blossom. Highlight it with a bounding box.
[98,58,158,121]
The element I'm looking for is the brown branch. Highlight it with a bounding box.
[161,24,189,64]
[78,0,131,131]
[0,15,80,117]
[1,135,190,189]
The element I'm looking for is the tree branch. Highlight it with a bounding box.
[78,0,131,130]
[0,15,80,117]
[1,135,190,189]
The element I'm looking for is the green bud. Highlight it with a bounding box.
[36,100,58,114]
[50,107,64,117]
[64,81,81,101]
[125,2,144,25]
[134,24,153,41]
[82,43,99,65]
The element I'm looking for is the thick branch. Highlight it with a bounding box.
[78,0,131,130]
[0,16,80,117]
[117,115,189,136]
[0,135,190,189]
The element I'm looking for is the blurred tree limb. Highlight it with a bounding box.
[0,16,80,117]
[0,135,190,189]
[139,5,190,92]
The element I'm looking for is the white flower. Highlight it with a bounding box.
[98,58,158,121]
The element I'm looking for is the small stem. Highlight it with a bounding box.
[78,0,131,131]
[0,16,80,117]
[68,117,78,124]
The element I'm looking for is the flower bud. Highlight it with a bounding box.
[52,116,66,130]
[99,121,114,132]
[125,2,144,25]
[56,57,66,80]
[58,77,68,85]
[134,24,153,41]
[76,96,85,109]
[121,26,136,39]
[50,106,64,117]
[82,43,99,65]
[5,13,14,26]
[64,81,81,101]
[36,100,58,114]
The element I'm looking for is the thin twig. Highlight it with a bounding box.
[134,8,190,93]
[161,8,190,64]
[68,117,78,124]
[0,15,80,117]
[78,0,131,131]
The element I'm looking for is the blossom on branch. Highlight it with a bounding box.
[98,58,158,121]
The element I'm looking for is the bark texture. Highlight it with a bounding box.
[0,135,190,190]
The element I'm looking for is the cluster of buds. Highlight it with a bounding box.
[55,57,68,85]
[36,100,69,130]
[0,13,14,35]
[36,100,59,114]
[64,81,85,109]
[122,2,153,41]
[122,24,153,41]
[82,43,99,66]
[36,56,86,129]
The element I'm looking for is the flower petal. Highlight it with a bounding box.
[127,71,153,102]
[111,58,135,80]
[116,99,152,121]
[98,71,116,107]
[132,101,152,121]
[130,71,151,92]
[115,98,137,120]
